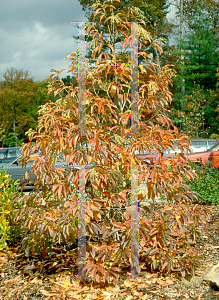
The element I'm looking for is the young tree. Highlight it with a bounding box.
[77,0,173,66]
[15,0,208,282]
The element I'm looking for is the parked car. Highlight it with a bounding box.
[138,142,219,166]
[187,149,212,165]
[190,139,219,153]
[208,143,219,168]
[0,147,21,163]
[185,142,219,166]
[130,139,219,157]
[2,138,219,187]
[0,152,93,190]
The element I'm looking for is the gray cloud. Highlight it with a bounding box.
[0,0,87,81]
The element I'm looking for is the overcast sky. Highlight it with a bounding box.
[0,0,87,82]
[0,1,178,82]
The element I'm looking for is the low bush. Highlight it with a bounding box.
[14,186,209,279]
[0,167,20,250]
[184,162,219,205]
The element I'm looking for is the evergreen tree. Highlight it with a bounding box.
[179,10,219,91]
[173,0,219,92]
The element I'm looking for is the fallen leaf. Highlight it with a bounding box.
[30,277,43,285]
[131,290,139,297]
[189,291,196,299]
[62,281,69,289]
[68,294,81,299]
[0,257,7,265]
[124,280,132,288]
[198,293,204,300]
[124,296,133,300]
[101,291,114,299]
[40,289,57,297]
[161,278,174,287]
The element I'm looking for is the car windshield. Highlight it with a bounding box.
[0,149,7,158]
[163,147,183,155]
[0,148,22,163]
[209,143,219,151]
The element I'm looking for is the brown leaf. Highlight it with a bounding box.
[40,289,57,296]
[142,295,149,300]
[124,296,133,300]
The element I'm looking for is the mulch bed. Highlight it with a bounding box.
[1,204,219,300]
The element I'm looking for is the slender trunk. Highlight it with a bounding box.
[2,123,12,147]
[13,108,17,147]
[180,0,185,132]
[152,47,160,71]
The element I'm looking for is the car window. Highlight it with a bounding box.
[8,149,19,158]
[163,147,182,155]
[208,141,216,148]
[0,149,7,159]
[0,148,22,163]
[191,141,206,149]
[209,143,219,151]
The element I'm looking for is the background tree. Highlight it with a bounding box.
[179,7,219,91]
[171,0,219,136]
[172,85,219,137]
[0,67,58,146]
[61,75,78,87]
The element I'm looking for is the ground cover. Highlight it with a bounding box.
[0,203,219,300]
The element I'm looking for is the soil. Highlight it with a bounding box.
[1,204,219,300]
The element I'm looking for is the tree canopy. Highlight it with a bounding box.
[0,67,57,146]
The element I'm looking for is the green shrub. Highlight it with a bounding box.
[184,162,219,205]
[0,167,19,250]
[4,133,24,147]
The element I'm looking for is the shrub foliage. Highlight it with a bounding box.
[184,162,219,205]
[0,168,19,250]
[14,0,209,282]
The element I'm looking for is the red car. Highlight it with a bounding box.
[208,143,219,168]
[138,141,219,167]
[187,142,219,166]
[187,150,213,165]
